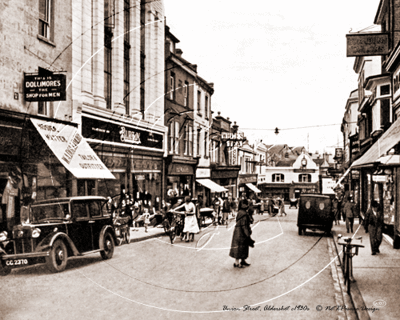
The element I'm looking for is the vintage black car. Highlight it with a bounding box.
[297,194,334,235]
[0,196,116,275]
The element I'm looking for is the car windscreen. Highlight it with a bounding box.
[30,203,69,223]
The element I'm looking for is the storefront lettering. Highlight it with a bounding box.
[79,163,104,170]
[45,134,68,143]
[78,154,97,161]
[176,166,190,173]
[120,126,141,144]
[62,132,82,165]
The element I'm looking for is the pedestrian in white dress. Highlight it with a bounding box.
[174,196,199,241]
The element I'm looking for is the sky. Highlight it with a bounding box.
[163,0,381,154]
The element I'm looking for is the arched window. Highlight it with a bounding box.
[272,174,285,182]
[299,174,311,183]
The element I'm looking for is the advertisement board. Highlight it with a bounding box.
[322,178,336,195]
[24,73,66,101]
[346,33,389,57]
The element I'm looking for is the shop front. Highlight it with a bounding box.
[0,111,115,232]
[238,174,260,198]
[210,166,240,201]
[81,115,164,208]
[166,161,197,205]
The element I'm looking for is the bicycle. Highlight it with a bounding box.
[162,210,185,244]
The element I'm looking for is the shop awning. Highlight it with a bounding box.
[245,183,261,193]
[196,179,228,192]
[31,118,115,179]
[352,118,400,168]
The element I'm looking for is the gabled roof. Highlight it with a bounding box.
[275,160,296,167]
[267,144,287,154]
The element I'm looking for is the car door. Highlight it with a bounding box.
[69,200,94,253]
[88,200,109,250]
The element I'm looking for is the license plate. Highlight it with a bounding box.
[4,259,30,267]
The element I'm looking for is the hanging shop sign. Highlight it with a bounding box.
[24,73,66,101]
[82,116,163,150]
[346,33,389,57]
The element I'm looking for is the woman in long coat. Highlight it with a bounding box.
[229,199,252,268]
[364,200,384,255]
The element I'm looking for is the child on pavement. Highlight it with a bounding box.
[143,207,151,232]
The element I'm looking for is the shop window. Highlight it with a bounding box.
[167,175,192,199]
[272,174,284,182]
[299,174,311,183]
[78,180,96,196]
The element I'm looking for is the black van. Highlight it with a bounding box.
[297,194,333,235]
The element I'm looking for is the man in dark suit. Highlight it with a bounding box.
[364,201,384,255]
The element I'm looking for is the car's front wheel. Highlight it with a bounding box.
[100,232,115,260]
[46,239,68,273]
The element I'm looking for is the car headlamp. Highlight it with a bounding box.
[0,231,8,242]
[32,228,41,238]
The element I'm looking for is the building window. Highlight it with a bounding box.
[299,174,311,183]
[205,95,209,119]
[381,98,391,129]
[39,0,52,39]
[168,122,174,154]
[197,90,201,115]
[104,27,112,110]
[245,157,251,173]
[184,125,188,155]
[189,126,193,156]
[38,101,49,116]
[174,121,179,154]
[183,81,188,107]
[197,129,201,156]
[169,73,175,100]
[124,0,130,114]
[272,174,284,182]
[380,85,390,96]
[204,131,208,157]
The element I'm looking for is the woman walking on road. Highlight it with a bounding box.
[229,199,253,268]
[174,196,199,242]
[364,200,384,255]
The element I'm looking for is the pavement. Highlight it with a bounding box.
[331,218,400,320]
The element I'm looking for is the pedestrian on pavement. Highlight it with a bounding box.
[279,197,287,216]
[332,197,339,225]
[222,196,231,225]
[143,207,151,233]
[212,195,221,225]
[343,196,356,233]
[364,200,384,255]
[174,196,199,242]
[229,199,253,268]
